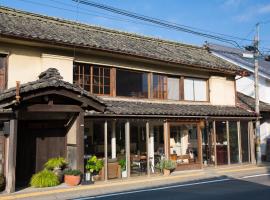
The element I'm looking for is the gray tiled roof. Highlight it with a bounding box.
[208,43,270,77]
[89,100,256,117]
[0,6,247,75]
[0,68,104,106]
[237,92,270,112]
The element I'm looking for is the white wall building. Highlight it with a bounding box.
[208,43,270,159]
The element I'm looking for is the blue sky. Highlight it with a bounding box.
[1,0,270,52]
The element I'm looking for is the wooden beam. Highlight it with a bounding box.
[26,104,82,112]
[21,89,105,112]
[6,119,17,193]
[146,121,150,177]
[197,123,203,168]
[213,121,217,167]
[163,121,169,160]
[226,121,230,165]
[104,121,108,181]
[125,121,130,178]
[237,121,242,164]
[76,111,84,173]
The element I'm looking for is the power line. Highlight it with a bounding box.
[72,0,246,48]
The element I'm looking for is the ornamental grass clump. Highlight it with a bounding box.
[44,157,67,170]
[30,169,60,188]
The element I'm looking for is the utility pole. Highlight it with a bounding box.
[254,23,262,164]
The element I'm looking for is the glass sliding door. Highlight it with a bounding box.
[216,121,228,165]
[241,121,249,163]
[202,121,215,166]
[229,121,239,164]
[169,123,199,170]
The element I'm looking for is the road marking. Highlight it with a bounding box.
[217,167,261,173]
[0,172,204,200]
[240,173,270,179]
[74,178,231,200]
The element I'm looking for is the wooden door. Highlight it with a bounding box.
[35,129,66,172]
[16,121,67,186]
[0,136,5,175]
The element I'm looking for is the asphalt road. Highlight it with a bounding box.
[73,174,270,200]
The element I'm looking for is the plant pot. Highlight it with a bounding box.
[163,169,171,176]
[53,167,63,182]
[64,175,81,186]
[121,170,127,178]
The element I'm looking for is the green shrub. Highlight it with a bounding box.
[118,159,126,171]
[30,169,60,188]
[85,156,104,173]
[44,157,67,170]
[63,169,82,176]
[156,159,176,171]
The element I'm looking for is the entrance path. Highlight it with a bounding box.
[0,164,270,200]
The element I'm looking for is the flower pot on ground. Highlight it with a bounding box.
[64,169,82,186]
[118,159,127,178]
[85,155,104,182]
[156,159,176,176]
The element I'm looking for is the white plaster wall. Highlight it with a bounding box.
[236,75,270,103]
[237,75,270,156]
[8,52,42,88]
[41,54,74,83]
[209,76,235,106]
[6,49,74,88]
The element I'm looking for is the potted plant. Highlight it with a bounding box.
[85,156,104,182]
[118,159,127,178]
[63,169,82,186]
[44,157,67,182]
[156,159,176,176]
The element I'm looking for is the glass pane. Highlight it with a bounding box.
[93,76,99,85]
[104,86,110,94]
[169,124,198,169]
[168,77,179,100]
[104,68,110,77]
[194,79,207,101]
[241,121,249,162]
[229,121,239,164]
[93,85,99,94]
[153,75,166,99]
[216,121,228,165]
[184,79,194,101]
[116,69,148,98]
[93,67,99,76]
[104,77,110,85]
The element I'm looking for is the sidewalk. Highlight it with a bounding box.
[1,164,269,200]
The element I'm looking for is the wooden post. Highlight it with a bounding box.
[111,121,116,159]
[76,111,84,173]
[237,121,242,164]
[213,121,217,167]
[250,122,256,164]
[226,121,230,165]
[197,123,203,168]
[125,121,130,178]
[146,121,150,177]
[163,121,169,159]
[104,121,108,181]
[6,119,18,193]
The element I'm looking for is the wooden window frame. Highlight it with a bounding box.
[152,73,167,100]
[73,62,112,96]
[0,54,8,91]
[183,77,209,102]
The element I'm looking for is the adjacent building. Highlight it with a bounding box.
[208,43,270,160]
[0,7,262,192]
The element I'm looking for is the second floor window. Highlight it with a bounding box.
[184,78,207,101]
[116,69,148,98]
[73,63,111,95]
[153,74,167,99]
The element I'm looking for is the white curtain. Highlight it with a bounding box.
[184,78,194,100]
[168,77,179,100]
[194,79,207,101]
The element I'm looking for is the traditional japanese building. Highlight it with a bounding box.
[0,6,264,193]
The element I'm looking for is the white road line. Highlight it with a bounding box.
[74,178,231,200]
[240,173,270,179]
[74,173,270,200]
